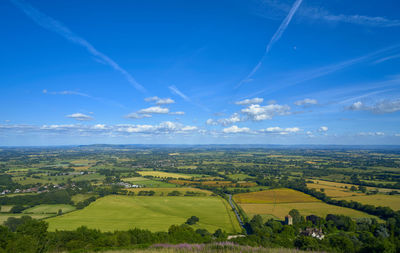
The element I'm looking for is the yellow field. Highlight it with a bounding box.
[126,187,213,196]
[334,194,400,211]
[234,188,381,221]
[233,188,319,204]
[138,171,193,179]
[309,179,397,193]
[240,202,381,220]
[307,182,364,197]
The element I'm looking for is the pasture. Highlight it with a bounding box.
[233,188,318,204]
[46,195,241,233]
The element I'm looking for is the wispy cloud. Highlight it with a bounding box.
[236,0,303,89]
[255,0,400,27]
[248,45,400,97]
[43,89,126,109]
[373,54,400,64]
[10,0,146,93]
[169,85,190,102]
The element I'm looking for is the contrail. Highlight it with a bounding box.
[236,0,303,89]
[9,0,146,93]
[169,85,190,102]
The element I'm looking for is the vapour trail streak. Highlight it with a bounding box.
[235,0,303,89]
[9,0,146,93]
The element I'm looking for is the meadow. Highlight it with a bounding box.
[46,195,241,233]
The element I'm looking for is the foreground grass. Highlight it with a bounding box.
[46,195,241,233]
[98,243,318,253]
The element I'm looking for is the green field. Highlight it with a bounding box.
[46,195,241,233]
[24,204,76,214]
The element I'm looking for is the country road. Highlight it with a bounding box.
[227,194,246,234]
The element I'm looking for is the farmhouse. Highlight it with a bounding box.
[300,228,325,240]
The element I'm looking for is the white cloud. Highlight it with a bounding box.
[347,99,400,114]
[223,125,251,134]
[358,132,385,136]
[145,96,175,105]
[241,104,290,121]
[294,98,318,106]
[66,113,94,121]
[261,126,300,135]
[125,113,152,119]
[170,111,185,115]
[319,126,328,132]
[138,106,169,114]
[235,98,264,105]
[181,126,198,131]
[206,119,218,126]
[348,101,364,110]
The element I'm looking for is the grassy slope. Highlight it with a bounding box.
[46,195,241,233]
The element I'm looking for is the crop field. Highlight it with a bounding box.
[307,182,364,197]
[126,187,213,196]
[233,188,319,204]
[46,195,241,233]
[334,194,400,210]
[308,179,397,195]
[239,202,381,221]
[137,171,200,179]
[233,188,381,221]
[23,204,76,214]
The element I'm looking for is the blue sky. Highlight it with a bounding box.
[1,0,400,145]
